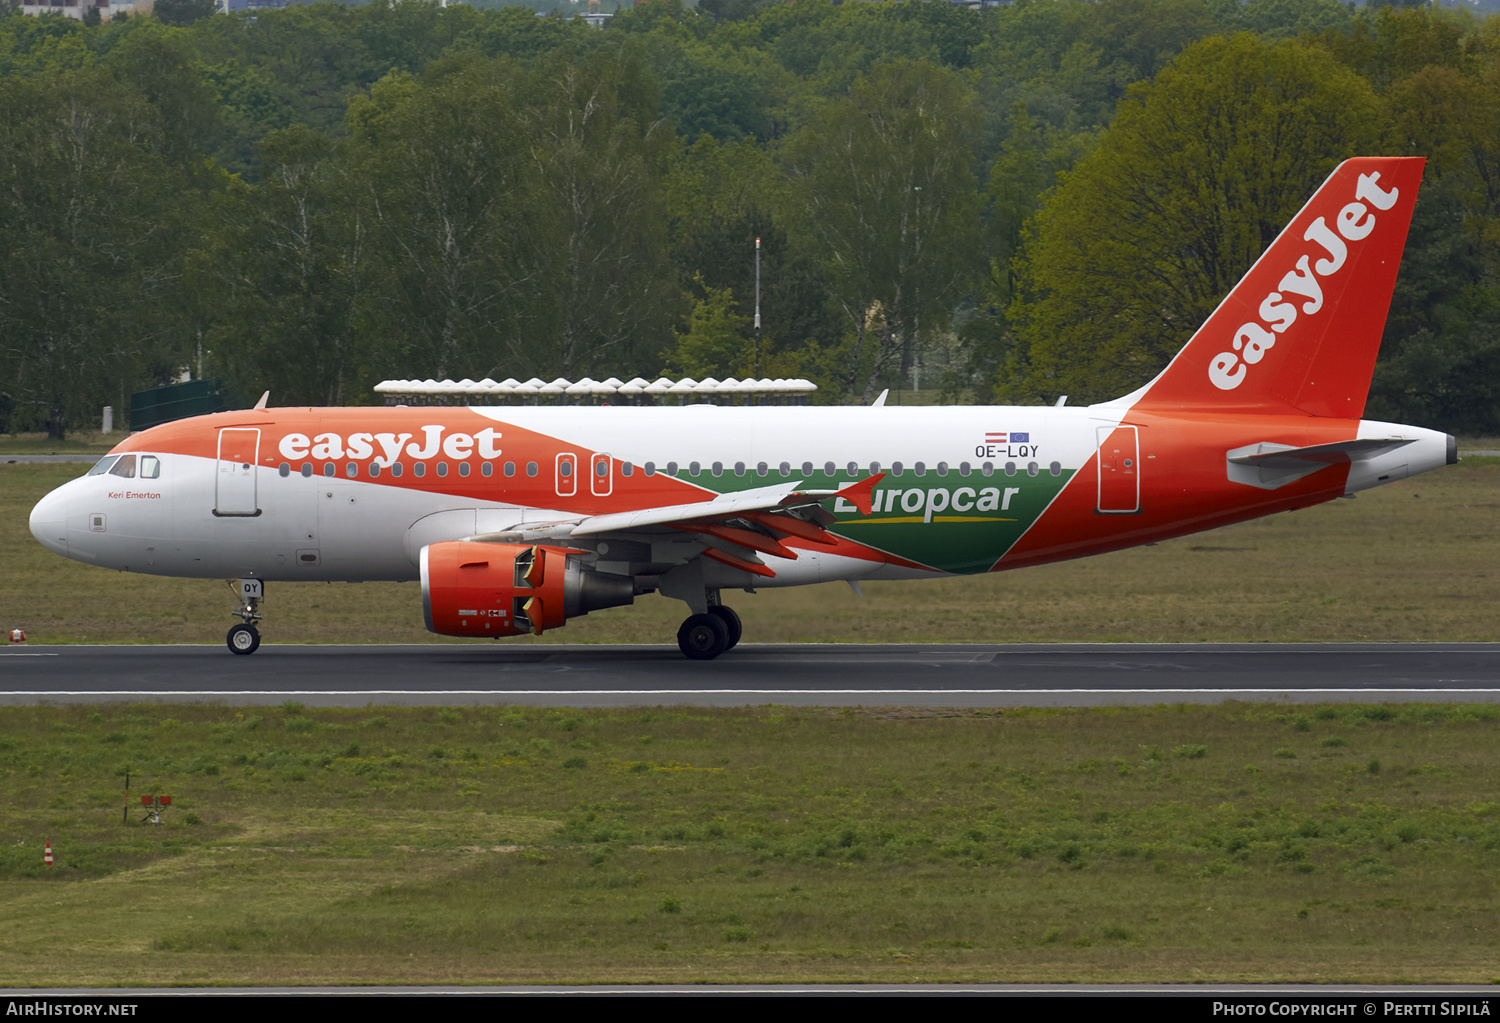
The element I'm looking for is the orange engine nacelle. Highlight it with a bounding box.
[420,541,635,638]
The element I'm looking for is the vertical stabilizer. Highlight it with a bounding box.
[1130,157,1425,419]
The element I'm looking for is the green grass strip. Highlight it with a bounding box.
[1,702,1497,986]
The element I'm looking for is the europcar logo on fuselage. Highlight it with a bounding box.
[830,469,1074,574]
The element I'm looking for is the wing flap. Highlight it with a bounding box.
[570,474,885,538]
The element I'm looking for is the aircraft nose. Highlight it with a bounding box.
[29,486,68,556]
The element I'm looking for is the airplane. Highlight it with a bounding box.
[28,156,1455,660]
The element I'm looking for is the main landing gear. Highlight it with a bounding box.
[677,603,742,661]
[226,578,264,655]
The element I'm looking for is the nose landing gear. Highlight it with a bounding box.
[227,622,260,655]
[226,578,265,655]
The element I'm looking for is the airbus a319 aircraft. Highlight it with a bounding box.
[29,157,1455,659]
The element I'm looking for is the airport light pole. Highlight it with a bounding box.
[753,236,761,388]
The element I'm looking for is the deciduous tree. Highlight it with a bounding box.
[780,60,982,401]
[188,125,372,407]
[0,69,190,437]
[1008,35,1383,403]
[520,44,679,376]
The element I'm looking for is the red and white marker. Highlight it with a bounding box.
[8,629,24,643]
[44,840,53,867]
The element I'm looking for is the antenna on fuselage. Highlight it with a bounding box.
[871,389,888,408]
[252,391,270,410]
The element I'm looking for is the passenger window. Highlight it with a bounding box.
[526,462,538,477]
[108,455,136,479]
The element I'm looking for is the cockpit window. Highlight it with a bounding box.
[107,454,137,479]
[87,455,120,476]
[139,455,161,480]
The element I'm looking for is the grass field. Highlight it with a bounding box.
[0,702,1496,986]
[4,458,1498,647]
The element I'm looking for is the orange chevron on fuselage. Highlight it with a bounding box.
[994,409,1361,570]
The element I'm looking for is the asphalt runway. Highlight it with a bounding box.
[3,642,1499,707]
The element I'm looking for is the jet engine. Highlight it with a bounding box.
[420,541,634,638]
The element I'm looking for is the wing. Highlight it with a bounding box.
[472,474,886,578]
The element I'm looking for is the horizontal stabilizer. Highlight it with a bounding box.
[1226,437,1414,490]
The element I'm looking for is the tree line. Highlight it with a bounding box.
[1,0,1497,438]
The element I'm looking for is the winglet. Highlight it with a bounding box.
[828,472,886,516]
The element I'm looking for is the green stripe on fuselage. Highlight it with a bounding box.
[673,469,1074,576]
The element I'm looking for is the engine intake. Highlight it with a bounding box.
[420,541,634,638]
